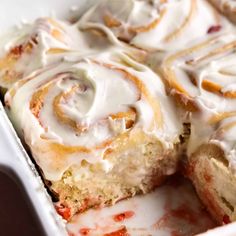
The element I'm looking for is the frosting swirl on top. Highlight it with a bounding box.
[0,17,89,89]
[6,51,181,181]
[78,0,233,51]
[161,32,236,173]
[162,33,236,116]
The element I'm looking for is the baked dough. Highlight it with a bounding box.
[5,51,182,218]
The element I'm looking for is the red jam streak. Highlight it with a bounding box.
[223,215,231,224]
[79,228,91,235]
[203,171,212,183]
[155,204,198,226]
[55,205,71,220]
[10,45,24,56]
[104,227,130,236]
[154,200,215,236]
[69,233,76,236]
[171,231,182,236]
[207,25,222,34]
[201,188,223,224]
[113,211,135,222]
[182,161,196,178]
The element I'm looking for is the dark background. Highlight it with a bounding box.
[0,169,46,236]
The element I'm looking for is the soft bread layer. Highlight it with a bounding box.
[208,0,236,24]
[51,136,179,218]
[186,144,236,224]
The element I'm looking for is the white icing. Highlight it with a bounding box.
[4,0,236,182]
[78,0,234,51]
[0,17,96,89]
[6,51,182,181]
[163,32,236,174]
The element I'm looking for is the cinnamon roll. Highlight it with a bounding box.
[5,51,182,219]
[0,17,87,90]
[4,0,236,226]
[161,33,236,223]
[208,0,236,24]
[78,0,232,52]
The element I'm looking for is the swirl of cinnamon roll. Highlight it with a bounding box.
[162,33,236,223]
[161,31,236,170]
[78,0,232,51]
[161,33,236,117]
[0,17,86,89]
[6,52,181,216]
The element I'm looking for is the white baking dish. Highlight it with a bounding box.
[0,1,236,235]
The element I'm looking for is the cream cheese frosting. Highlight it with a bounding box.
[6,50,182,181]
[78,0,233,52]
[0,17,97,89]
[161,32,236,174]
